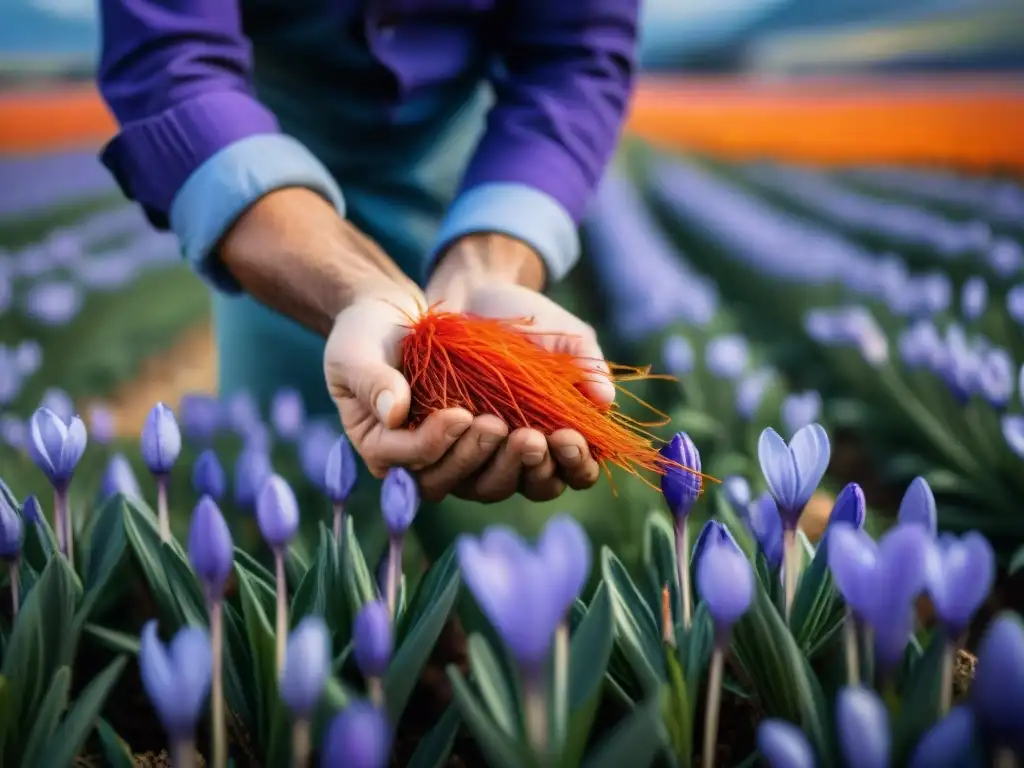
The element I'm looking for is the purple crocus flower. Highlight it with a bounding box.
[89,403,116,445]
[28,406,87,490]
[234,446,273,511]
[139,621,212,740]
[322,702,392,768]
[779,391,822,439]
[971,613,1024,752]
[662,335,694,376]
[99,453,143,502]
[976,347,1015,410]
[380,468,418,537]
[836,686,890,768]
[1001,414,1024,459]
[270,387,305,442]
[659,432,702,519]
[192,449,227,501]
[353,600,393,680]
[325,435,358,504]
[256,474,300,551]
[720,476,752,525]
[757,424,831,529]
[140,403,181,476]
[908,706,976,768]
[694,520,754,634]
[39,388,74,426]
[24,280,83,326]
[187,496,234,599]
[925,532,994,639]
[897,477,937,536]
[960,276,987,321]
[178,393,223,445]
[536,514,592,617]
[280,616,330,718]
[736,367,774,421]
[298,420,340,491]
[827,482,867,532]
[757,720,815,768]
[747,492,784,570]
[0,492,23,560]
[705,334,749,379]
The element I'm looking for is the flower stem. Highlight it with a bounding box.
[521,666,549,757]
[8,560,20,620]
[843,610,860,686]
[275,550,287,674]
[661,584,676,647]
[702,644,726,768]
[209,599,227,768]
[368,676,384,708]
[52,488,66,558]
[292,718,312,768]
[63,490,75,569]
[170,736,197,768]
[940,638,955,715]
[332,501,345,541]
[552,620,570,749]
[782,527,799,622]
[157,477,171,543]
[386,536,403,623]
[994,748,1020,768]
[674,516,692,631]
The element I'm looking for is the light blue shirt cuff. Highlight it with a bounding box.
[429,182,581,284]
[169,134,346,294]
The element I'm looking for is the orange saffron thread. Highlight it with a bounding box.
[398,305,718,492]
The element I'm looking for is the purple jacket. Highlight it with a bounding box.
[96,0,640,288]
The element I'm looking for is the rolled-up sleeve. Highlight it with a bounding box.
[97,0,344,292]
[430,0,640,283]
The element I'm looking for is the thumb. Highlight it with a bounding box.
[345,355,411,429]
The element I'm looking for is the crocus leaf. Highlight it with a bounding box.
[663,647,693,766]
[37,656,127,768]
[342,515,377,615]
[20,666,71,767]
[233,546,275,587]
[159,543,208,627]
[121,497,179,623]
[407,704,461,768]
[386,548,461,722]
[683,601,714,707]
[602,547,666,693]
[563,584,616,766]
[642,511,680,633]
[447,666,532,768]
[1010,545,1024,576]
[236,566,281,753]
[790,533,844,658]
[582,695,666,768]
[891,631,948,764]
[291,524,350,644]
[466,633,519,737]
[94,718,135,768]
[83,623,140,655]
[83,495,129,598]
[0,677,11,758]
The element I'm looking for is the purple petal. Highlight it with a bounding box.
[836,687,891,768]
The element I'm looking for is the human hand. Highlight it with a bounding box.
[417,233,614,504]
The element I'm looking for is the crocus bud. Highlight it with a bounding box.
[192,449,226,500]
[380,468,418,536]
[178,393,222,445]
[748,492,783,570]
[89,403,116,445]
[961,276,988,321]
[28,407,87,489]
[325,435,358,503]
[826,482,866,531]
[836,687,890,768]
[721,475,751,520]
[140,402,181,476]
[908,706,976,768]
[897,476,937,536]
[971,612,1024,752]
[234,446,272,511]
[662,335,694,376]
[756,720,814,768]
[99,453,142,502]
[322,702,392,768]
[0,493,23,560]
[256,474,300,550]
[705,334,749,380]
[279,616,330,717]
[780,390,822,439]
[659,432,702,519]
[187,496,234,598]
[694,521,754,633]
[270,387,305,442]
[21,494,41,524]
[139,621,212,739]
[354,600,393,679]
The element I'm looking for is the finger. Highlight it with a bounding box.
[520,447,566,502]
[573,336,616,407]
[418,415,508,502]
[472,428,547,503]
[367,407,473,474]
[548,429,602,490]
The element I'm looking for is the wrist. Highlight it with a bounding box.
[429,233,547,300]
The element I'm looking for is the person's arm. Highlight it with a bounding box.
[97,0,412,334]
[427,0,640,291]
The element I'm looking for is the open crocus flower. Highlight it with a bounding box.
[757,424,831,529]
[28,406,87,491]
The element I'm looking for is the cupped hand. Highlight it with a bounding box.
[417,278,615,504]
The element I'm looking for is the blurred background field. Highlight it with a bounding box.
[2,0,1024,578]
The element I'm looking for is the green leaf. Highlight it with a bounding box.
[236,566,279,749]
[892,633,949,763]
[407,704,461,768]
[84,623,140,655]
[1009,545,1024,576]
[159,544,209,626]
[122,497,179,622]
[663,649,692,766]
[37,656,127,768]
[21,666,71,767]
[582,696,665,768]
[447,666,531,768]
[234,546,275,587]
[642,512,680,632]
[1,556,77,758]
[386,549,461,722]
[682,602,714,708]
[291,524,350,642]
[83,495,128,594]
[789,534,844,658]
[601,547,665,693]
[95,719,136,768]
[563,584,615,765]
[0,677,11,758]
[342,516,378,614]
[466,634,519,737]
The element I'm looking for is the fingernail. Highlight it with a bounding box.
[558,445,581,461]
[376,391,394,422]
[479,435,503,448]
[446,422,471,440]
[523,451,545,467]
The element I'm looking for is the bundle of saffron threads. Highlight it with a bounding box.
[399,306,714,491]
